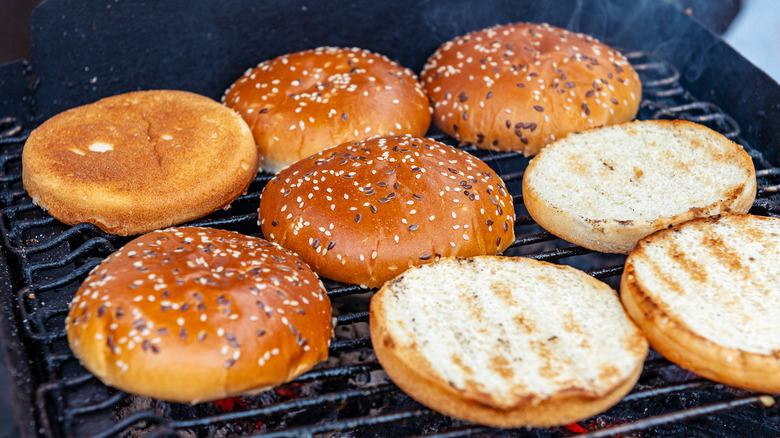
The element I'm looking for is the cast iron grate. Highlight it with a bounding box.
[1,51,779,438]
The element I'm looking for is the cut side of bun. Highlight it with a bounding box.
[621,213,780,394]
[421,22,641,155]
[371,256,648,428]
[224,47,431,172]
[522,119,757,254]
[66,227,333,403]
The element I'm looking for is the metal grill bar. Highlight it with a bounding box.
[293,362,382,383]
[329,337,372,352]
[588,265,624,279]
[326,284,366,298]
[579,395,779,438]
[336,311,370,325]
[256,408,436,438]
[84,384,406,438]
[410,427,494,438]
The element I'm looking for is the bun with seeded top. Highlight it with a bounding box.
[421,22,641,155]
[223,47,432,172]
[66,227,333,404]
[259,135,515,288]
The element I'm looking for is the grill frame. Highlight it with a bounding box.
[1,0,780,436]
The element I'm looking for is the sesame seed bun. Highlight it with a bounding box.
[66,227,332,404]
[259,135,515,289]
[421,22,641,155]
[22,90,260,236]
[223,47,432,173]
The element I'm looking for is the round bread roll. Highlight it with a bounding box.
[522,120,756,254]
[371,256,648,428]
[22,90,260,236]
[259,135,515,288]
[223,47,432,172]
[621,214,780,394]
[421,22,641,155]
[66,227,333,404]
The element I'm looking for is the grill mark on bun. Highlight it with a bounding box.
[701,227,750,279]
[421,22,641,156]
[259,134,515,288]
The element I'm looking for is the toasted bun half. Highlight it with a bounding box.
[22,90,260,236]
[371,256,648,428]
[421,22,640,155]
[621,214,780,394]
[66,227,332,403]
[223,47,432,172]
[259,135,515,289]
[522,120,757,254]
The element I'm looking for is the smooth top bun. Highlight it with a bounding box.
[66,227,332,404]
[259,135,515,288]
[223,47,432,172]
[421,22,641,155]
[22,90,260,236]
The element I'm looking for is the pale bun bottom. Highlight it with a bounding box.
[621,275,780,395]
[370,315,644,428]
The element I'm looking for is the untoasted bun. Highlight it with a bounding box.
[522,120,756,254]
[223,47,432,172]
[371,256,648,428]
[66,227,332,404]
[421,22,640,155]
[259,135,515,288]
[22,90,260,236]
[621,214,780,394]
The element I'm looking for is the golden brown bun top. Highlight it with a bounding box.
[223,46,432,172]
[259,135,515,288]
[22,90,260,235]
[421,22,641,155]
[66,227,332,403]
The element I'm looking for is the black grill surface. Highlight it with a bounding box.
[0,50,779,438]
[2,0,780,436]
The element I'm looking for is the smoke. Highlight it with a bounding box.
[558,0,734,84]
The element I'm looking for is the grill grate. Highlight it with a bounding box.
[1,51,780,438]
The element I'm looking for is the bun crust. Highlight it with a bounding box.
[421,22,641,155]
[66,227,332,403]
[522,120,757,254]
[371,256,648,427]
[259,135,515,288]
[621,214,780,394]
[22,90,260,236]
[223,47,432,172]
